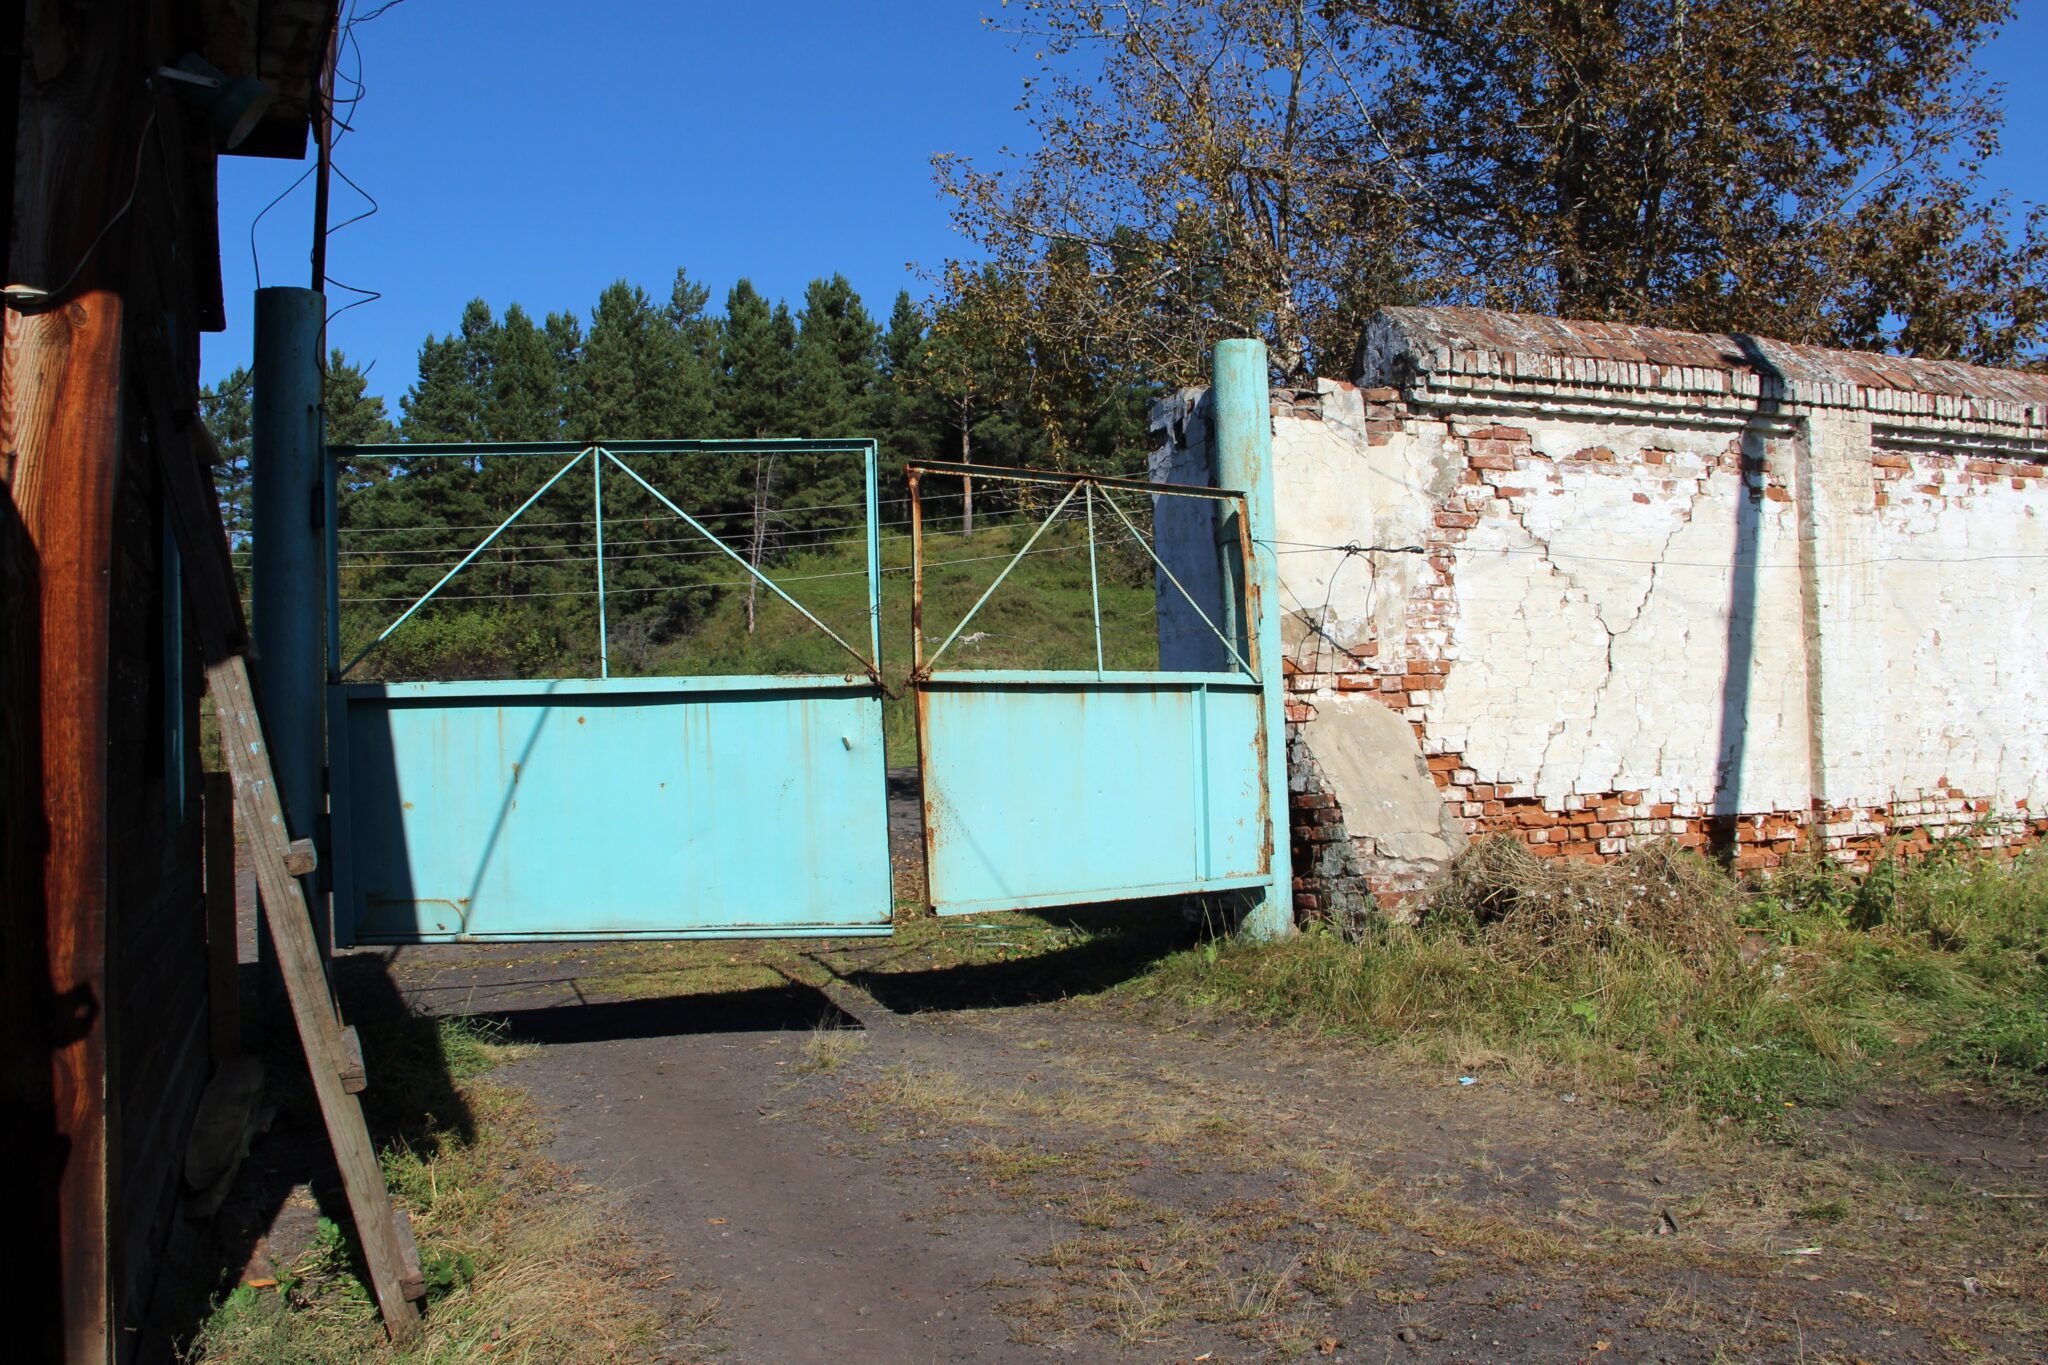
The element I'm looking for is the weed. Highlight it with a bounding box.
[794,1021,866,1073]
[1140,841,2048,1127]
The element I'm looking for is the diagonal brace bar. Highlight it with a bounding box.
[602,450,878,678]
[341,447,591,678]
[922,480,1082,673]
[1098,486,1259,680]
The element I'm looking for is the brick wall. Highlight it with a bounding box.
[1155,308,2048,922]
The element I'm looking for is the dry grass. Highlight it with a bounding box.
[820,987,2046,1358]
[794,1021,866,1073]
[1429,836,1741,970]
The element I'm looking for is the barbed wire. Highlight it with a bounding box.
[335,540,1096,605]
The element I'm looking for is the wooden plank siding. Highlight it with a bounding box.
[4,292,126,1365]
[2,2,331,1358]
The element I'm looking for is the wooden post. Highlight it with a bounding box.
[3,290,124,1365]
[203,772,241,1064]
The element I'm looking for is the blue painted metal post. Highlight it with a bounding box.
[253,286,332,975]
[1211,340,1294,941]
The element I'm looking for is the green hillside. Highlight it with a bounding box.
[649,514,1166,764]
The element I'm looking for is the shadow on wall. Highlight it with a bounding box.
[1711,338,1779,858]
[1,478,70,1360]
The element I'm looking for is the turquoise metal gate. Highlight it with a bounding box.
[904,462,1276,916]
[324,440,892,944]
[313,341,1291,946]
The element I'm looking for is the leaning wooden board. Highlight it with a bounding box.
[140,338,424,1341]
[207,655,423,1338]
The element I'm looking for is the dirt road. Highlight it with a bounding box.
[375,929,2044,1364]
[225,779,2044,1363]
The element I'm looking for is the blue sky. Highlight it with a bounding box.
[206,0,2048,404]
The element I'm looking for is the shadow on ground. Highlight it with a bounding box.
[835,899,1215,1013]
[489,981,860,1044]
[151,953,476,1354]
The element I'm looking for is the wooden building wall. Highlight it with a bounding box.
[2,2,330,1359]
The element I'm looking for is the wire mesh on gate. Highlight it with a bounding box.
[325,440,885,684]
[902,461,1259,680]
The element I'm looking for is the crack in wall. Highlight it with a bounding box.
[1477,451,1725,796]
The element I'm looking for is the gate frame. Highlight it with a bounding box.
[900,339,1293,937]
[318,437,894,945]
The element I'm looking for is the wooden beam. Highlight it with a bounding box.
[205,654,423,1340]
[2,290,123,1365]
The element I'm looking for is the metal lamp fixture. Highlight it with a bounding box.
[156,53,273,150]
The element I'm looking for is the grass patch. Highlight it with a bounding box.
[1139,838,2048,1128]
[184,1011,684,1363]
[794,1022,866,1073]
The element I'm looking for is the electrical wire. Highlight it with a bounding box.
[329,492,895,533]
[323,509,1049,562]
[13,108,158,308]
[249,161,314,291]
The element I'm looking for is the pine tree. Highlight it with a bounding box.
[545,309,584,416]
[718,280,797,438]
[326,351,397,448]
[487,304,562,442]
[665,268,722,439]
[717,281,804,630]
[792,274,881,439]
[400,298,494,443]
[784,275,881,545]
[200,365,254,548]
[571,281,673,441]
[877,291,938,463]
